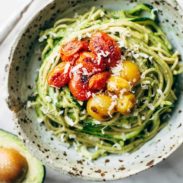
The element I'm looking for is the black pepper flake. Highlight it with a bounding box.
[68,171,75,176]
[154,1,160,5]
[95,169,102,173]
[63,151,67,156]
[105,159,110,163]
[146,160,154,167]
[177,123,182,128]
[77,160,83,165]
[5,64,9,72]
[145,154,150,158]
[15,66,19,71]
[118,166,125,171]
[101,172,105,177]
[72,167,77,171]
[27,85,32,89]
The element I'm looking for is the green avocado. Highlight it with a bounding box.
[0,129,45,183]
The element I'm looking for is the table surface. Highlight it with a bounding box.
[0,0,183,183]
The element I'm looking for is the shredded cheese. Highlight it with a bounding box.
[64,116,74,126]
[45,96,52,103]
[64,63,70,74]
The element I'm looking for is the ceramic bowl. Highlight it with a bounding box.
[6,0,183,181]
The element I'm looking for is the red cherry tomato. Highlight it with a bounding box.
[47,62,71,88]
[88,72,110,91]
[89,32,121,67]
[60,39,89,64]
[69,73,92,101]
[76,52,106,75]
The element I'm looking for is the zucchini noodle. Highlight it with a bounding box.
[32,4,183,160]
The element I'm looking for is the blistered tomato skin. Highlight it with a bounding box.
[89,32,121,68]
[76,52,106,74]
[60,39,89,64]
[69,73,92,101]
[89,72,110,91]
[47,62,71,88]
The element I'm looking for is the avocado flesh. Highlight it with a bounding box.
[0,129,45,183]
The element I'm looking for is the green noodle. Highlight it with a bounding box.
[32,4,182,160]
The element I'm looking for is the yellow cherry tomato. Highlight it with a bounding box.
[116,92,136,115]
[121,61,140,86]
[87,94,115,121]
[107,75,131,94]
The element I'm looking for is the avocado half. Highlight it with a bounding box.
[0,129,45,183]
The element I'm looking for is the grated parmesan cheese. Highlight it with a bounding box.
[64,116,74,126]
[60,133,65,142]
[141,84,148,90]
[86,91,92,98]
[82,67,89,76]
[59,110,64,115]
[69,134,76,139]
[100,11,105,17]
[77,34,82,40]
[71,63,83,75]
[94,120,101,125]
[113,143,122,150]
[96,50,110,65]
[147,103,155,111]
[157,88,164,98]
[111,61,124,75]
[39,35,47,42]
[74,12,79,18]
[26,101,32,108]
[45,96,52,103]
[64,63,70,74]
[85,32,91,38]
[37,117,43,124]
[118,40,125,48]
[108,100,117,117]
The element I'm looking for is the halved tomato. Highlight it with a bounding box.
[89,71,110,91]
[89,32,121,68]
[69,73,92,101]
[60,39,89,64]
[47,62,71,88]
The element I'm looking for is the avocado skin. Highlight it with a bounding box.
[0,129,46,183]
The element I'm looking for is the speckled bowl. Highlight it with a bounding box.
[6,0,183,181]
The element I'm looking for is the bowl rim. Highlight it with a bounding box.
[6,0,183,181]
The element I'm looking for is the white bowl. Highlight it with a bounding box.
[6,0,183,181]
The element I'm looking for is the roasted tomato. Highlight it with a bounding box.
[69,73,92,101]
[60,39,89,64]
[89,32,121,68]
[76,52,106,75]
[89,72,110,91]
[47,62,71,88]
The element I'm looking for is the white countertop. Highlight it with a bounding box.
[0,0,183,182]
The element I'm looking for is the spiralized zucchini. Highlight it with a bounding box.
[32,4,183,160]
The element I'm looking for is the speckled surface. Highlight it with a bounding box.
[0,0,181,182]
